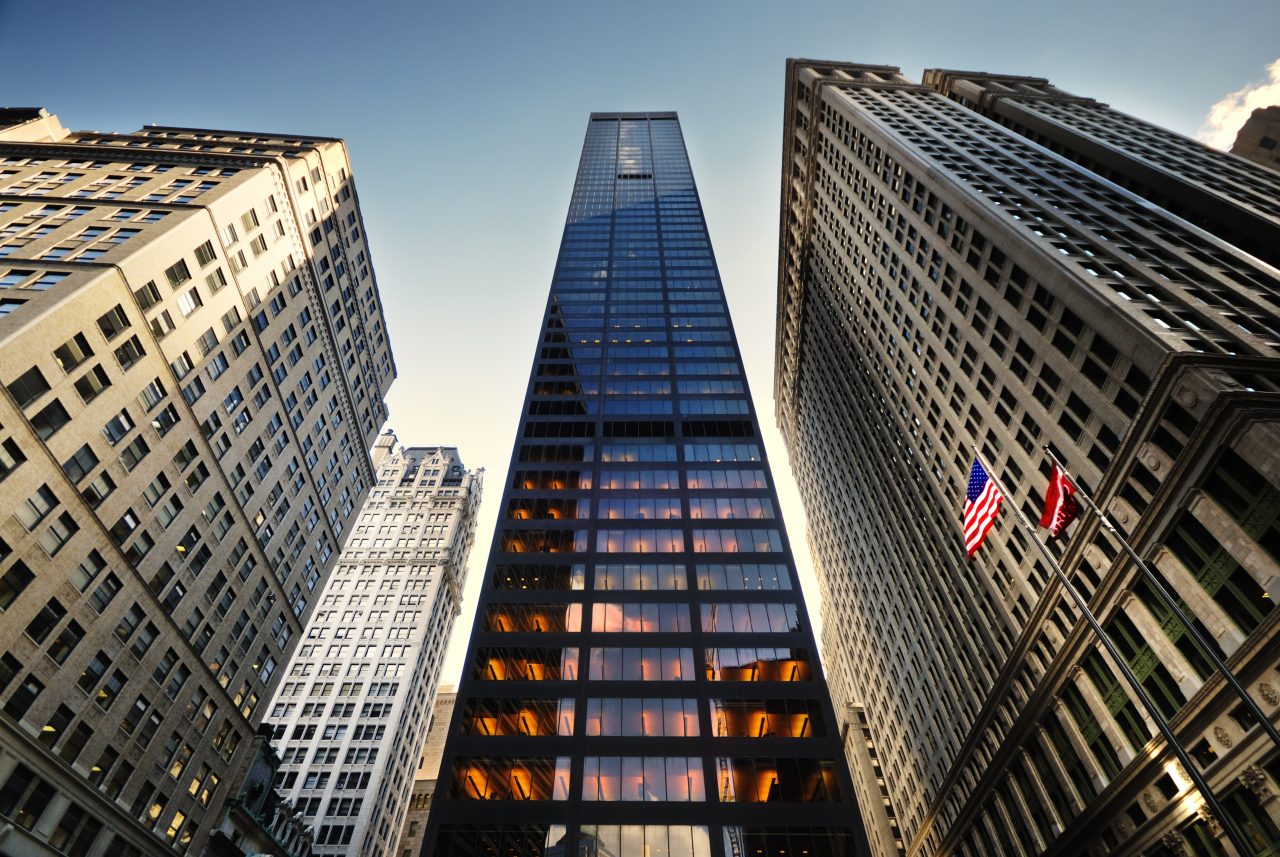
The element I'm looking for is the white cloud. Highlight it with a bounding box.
[1197,58,1280,150]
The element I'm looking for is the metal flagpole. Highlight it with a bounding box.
[971,446,1253,856]
[1042,445,1280,749]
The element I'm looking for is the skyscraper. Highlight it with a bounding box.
[0,108,394,855]
[776,60,1280,856]
[266,433,481,857]
[422,112,868,857]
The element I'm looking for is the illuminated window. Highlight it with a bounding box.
[581,756,704,801]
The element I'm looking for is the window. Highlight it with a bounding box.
[53,333,93,371]
[16,484,57,530]
[73,364,112,403]
[120,435,150,470]
[164,259,191,288]
[176,288,202,317]
[194,241,217,266]
[0,560,34,610]
[581,756,705,802]
[26,597,67,644]
[61,444,99,483]
[7,365,50,408]
[102,408,135,444]
[0,438,25,481]
[134,280,163,309]
[30,398,71,439]
[96,304,131,340]
[113,335,145,370]
[449,757,571,801]
[0,764,55,829]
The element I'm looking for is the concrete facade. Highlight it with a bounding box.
[265,439,480,857]
[393,688,456,857]
[1229,106,1280,171]
[776,61,1280,856]
[0,110,394,855]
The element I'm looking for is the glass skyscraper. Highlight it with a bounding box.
[421,113,868,857]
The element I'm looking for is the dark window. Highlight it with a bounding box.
[0,561,34,610]
[7,365,50,408]
[30,398,71,440]
[62,444,99,483]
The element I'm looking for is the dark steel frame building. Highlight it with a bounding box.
[776,60,1280,856]
[422,112,868,857]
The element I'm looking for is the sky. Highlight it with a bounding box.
[3,0,1277,686]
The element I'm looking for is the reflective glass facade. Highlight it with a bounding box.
[422,113,868,857]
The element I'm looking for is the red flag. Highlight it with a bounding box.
[1039,464,1079,538]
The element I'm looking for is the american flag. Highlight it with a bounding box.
[964,458,1003,557]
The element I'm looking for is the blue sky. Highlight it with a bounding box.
[4,0,1276,683]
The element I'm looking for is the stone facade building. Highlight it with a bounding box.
[0,108,394,855]
[265,437,480,857]
[393,688,456,857]
[1229,105,1280,171]
[775,61,1280,856]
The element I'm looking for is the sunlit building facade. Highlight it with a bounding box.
[422,112,868,857]
[266,436,481,857]
[776,60,1280,856]
[0,109,393,856]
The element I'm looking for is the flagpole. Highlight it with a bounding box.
[1043,445,1280,750]
[971,446,1252,856]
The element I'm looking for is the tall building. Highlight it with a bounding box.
[393,687,457,857]
[0,108,394,856]
[775,60,1280,856]
[265,436,481,857]
[1229,105,1280,170]
[422,112,868,857]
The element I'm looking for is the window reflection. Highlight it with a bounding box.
[580,825,711,857]
[585,698,699,736]
[450,757,571,801]
[474,647,579,681]
[717,758,840,803]
[700,603,799,633]
[581,757,704,801]
[721,828,862,857]
[695,563,791,591]
[436,825,563,857]
[710,699,825,738]
[594,563,686,590]
[705,648,810,682]
[484,603,582,633]
[500,529,588,554]
[596,529,684,553]
[462,698,575,737]
[688,497,774,519]
[597,498,682,519]
[592,603,691,633]
[589,648,696,681]
[493,563,586,591]
[506,498,590,520]
[690,529,783,553]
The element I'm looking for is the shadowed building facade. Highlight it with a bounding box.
[776,61,1280,856]
[422,112,868,857]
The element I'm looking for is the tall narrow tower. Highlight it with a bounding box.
[264,437,481,857]
[422,113,868,857]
